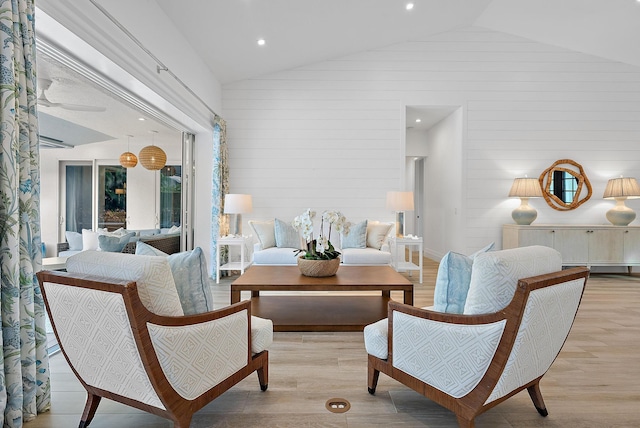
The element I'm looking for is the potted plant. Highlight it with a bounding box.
[292,209,350,277]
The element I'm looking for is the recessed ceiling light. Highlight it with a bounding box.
[138,117,146,121]
[257,38,266,46]
[415,118,422,123]
[406,3,414,10]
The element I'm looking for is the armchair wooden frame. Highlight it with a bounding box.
[367,266,589,428]
[38,270,269,428]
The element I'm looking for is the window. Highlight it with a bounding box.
[98,165,127,231]
[64,164,93,233]
[160,165,181,228]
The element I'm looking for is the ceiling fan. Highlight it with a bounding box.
[37,78,106,112]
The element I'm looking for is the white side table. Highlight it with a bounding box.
[42,256,68,271]
[391,236,423,284]
[216,236,253,283]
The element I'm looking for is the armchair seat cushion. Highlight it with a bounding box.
[251,316,273,354]
[363,318,389,360]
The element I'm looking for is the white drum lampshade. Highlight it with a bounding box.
[386,191,414,237]
[224,194,253,236]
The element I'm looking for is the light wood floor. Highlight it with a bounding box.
[31,258,640,428]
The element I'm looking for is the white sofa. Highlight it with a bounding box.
[249,219,393,266]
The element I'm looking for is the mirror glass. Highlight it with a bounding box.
[539,159,592,211]
[550,169,579,204]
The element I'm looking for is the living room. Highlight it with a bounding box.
[37,1,640,272]
[7,1,640,427]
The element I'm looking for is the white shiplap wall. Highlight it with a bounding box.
[222,27,640,257]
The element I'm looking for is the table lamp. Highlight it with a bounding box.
[386,191,414,237]
[508,177,543,225]
[603,177,640,226]
[224,194,253,236]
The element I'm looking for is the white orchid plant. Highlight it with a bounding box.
[292,209,350,260]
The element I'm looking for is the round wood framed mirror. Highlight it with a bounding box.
[539,159,592,211]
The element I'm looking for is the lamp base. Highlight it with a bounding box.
[229,213,243,236]
[606,199,636,226]
[395,211,405,237]
[512,198,538,225]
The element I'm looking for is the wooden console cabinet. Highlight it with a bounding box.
[503,224,640,272]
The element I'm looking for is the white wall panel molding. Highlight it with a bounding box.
[223,26,640,255]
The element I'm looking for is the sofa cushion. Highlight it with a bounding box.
[274,218,300,248]
[98,231,136,252]
[433,243,494,314]
[366,221,393,249]
[135,228,161,237]
[65,231,83,251]
[249,220,276,249]
[253,247,300,265]
[341,220,367,249]
[341,247,391,265]
[463,246,562,315]
[66,250,184,317]
[135,242,214,315]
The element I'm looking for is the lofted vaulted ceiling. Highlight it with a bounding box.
[154,0,640,84]
[36,0,640,140]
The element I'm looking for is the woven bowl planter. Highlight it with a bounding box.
[297,256,340,277]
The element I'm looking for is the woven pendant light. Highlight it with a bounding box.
[139,130,166,170]
[119,135,138,168]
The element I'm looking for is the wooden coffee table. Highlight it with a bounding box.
[231,265,413,331]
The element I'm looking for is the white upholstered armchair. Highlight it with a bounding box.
[364,246,589,428]
[37,251,272,428]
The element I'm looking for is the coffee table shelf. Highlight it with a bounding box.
[251,295,391,332]
[231,265,413,331]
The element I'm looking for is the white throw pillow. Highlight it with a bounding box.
[81,229,100,251]
[66,250,184,317]
[366,221,393,249]
[249,220,276,249]
[463,246,562,315]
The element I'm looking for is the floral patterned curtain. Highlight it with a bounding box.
[211,116,229,279]
[0,1,50,426]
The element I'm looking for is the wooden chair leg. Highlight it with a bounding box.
[527,382,549,416]
[368,364,380,394]
[456,415,475,428]
[171,413,193,428]
[78,393,101,428]
[257,364,269,391]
